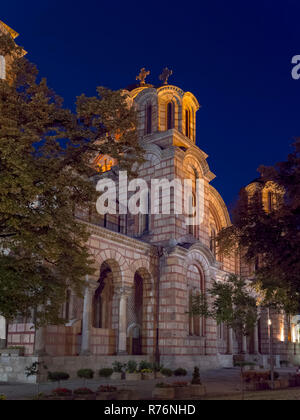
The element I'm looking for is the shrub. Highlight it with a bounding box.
[98,385,117,393]
[112,361,125,373]
[160,368,173,377]
[73,388,94,395]
[77,369,94,380]
[52,388,72,396]
[0,394,7,400]
[174,368,187,377]
[191,367,202,385]
[99,368,113,378]
[139,360,153,372]
[48,372,70,383]
[126,360,138,374]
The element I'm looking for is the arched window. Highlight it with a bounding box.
[268,191,273,212]
[188,193,197,237]
[0,56,5,80]
[210,227,217,257]
[167,102,174,130]
[145,104,152,135]
[93,267,114,329]
[185,109,190,138]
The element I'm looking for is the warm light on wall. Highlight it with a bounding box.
[280,326,285,342]
[292,325,297,344]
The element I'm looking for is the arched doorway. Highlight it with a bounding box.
[127,268,153,355]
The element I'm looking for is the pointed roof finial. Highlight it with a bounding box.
[159,67,173,85]
[136,68,150,85]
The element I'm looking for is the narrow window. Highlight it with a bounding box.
[185,109,190,138]
[268,191,273,212]
[210,228,217,257]
[167,102,174,129]
[146,104,152,134]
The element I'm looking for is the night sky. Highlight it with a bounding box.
[1,0,300,210]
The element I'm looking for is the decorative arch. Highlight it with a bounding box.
[157,86,183,132]
[93,249,128,284]
[0,56,5,80]
[209,185,231,228]
[183,148,216,182]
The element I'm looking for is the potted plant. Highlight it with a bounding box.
[96,385,118,401]
[125,360,140,381]
[99,368,114,379]
[160,368,173,378]
[152,383,175,400]
[139,361,154,380]
[7,346,25,357]
[111,362,125,380]
[73,388,95,400]
[141,368,154,380]
[189,367,206,397]
[47,372,70,388]
[77,369,94,386]
[174,368,187,377]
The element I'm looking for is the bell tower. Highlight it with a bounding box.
[123,69,217,248]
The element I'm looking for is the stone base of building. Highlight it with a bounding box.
[0,354,154,384]
[0,356,39,383]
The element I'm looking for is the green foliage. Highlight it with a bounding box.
[174,368,187,377]
[191,367,202,385]
[0,394,7,400]
[160,368,173,377]
[218,139,300,312]
[0,33,142,324]
[191,274,258,336]
[112,361,125,373]
[77,369,94,380]
[139,360,153,372]
[47,372,70,382]
[25,361,48,378]
[99,368,113,378]
[126,360,138,373]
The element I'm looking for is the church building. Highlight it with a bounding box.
[0,22,299,382]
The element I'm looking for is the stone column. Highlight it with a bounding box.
[80,276,98,356]
[242,335,248,354]
[254,323,259,355]
[116,286,131,355]
[34,326,47,356]
[227,327,234,355]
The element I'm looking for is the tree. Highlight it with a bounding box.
[218,139,300,314]
[191,274,258,338]
[0,33,142,325]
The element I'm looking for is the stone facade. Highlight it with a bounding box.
[1,23,299,383]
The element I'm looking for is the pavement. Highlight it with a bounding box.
[0,367,297,400]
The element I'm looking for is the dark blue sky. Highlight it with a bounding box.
[2,0,300,209]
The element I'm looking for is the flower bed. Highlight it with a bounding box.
[73,388,95,400]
